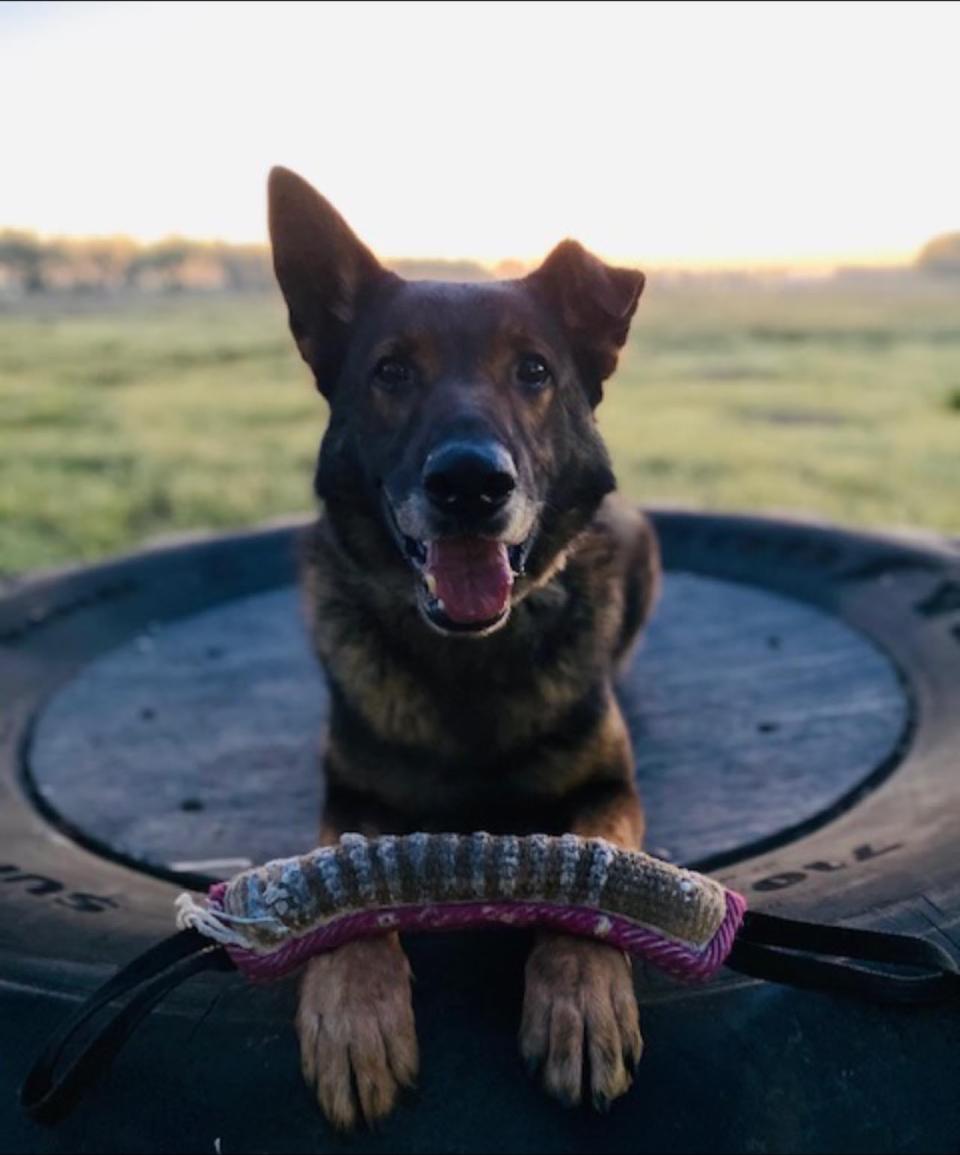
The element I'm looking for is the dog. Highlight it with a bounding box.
[267,166,660,1129]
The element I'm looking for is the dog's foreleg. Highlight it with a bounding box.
[296,816,418,1130]
[520,781,644,1110]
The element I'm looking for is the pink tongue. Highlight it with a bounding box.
[427,539,513,625]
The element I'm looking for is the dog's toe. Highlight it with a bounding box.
[297,934,418,1130]
[521,934,642,1111]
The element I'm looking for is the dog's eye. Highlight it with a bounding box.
[372,356,414,393]
[515,354,552,390]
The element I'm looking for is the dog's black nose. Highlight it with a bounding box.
[423,440,517,517]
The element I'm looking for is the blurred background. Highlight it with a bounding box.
[2,0,958,578]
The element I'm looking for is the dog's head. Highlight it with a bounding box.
[269,167,644,638]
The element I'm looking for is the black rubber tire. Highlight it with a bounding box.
[2,511,959,1154]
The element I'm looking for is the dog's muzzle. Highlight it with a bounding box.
[379,438,537,637]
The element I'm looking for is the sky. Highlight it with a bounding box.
[1,0,958,268]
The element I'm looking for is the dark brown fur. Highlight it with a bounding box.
[269,167,659,1128]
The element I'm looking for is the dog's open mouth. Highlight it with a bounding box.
[386,500,527,635]
[405,533,529,635]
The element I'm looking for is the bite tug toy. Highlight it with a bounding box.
[22,833,960,1124]
[175,832,746,983]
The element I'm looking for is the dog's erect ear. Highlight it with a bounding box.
[528,240,645,406]
[268,166,390,396]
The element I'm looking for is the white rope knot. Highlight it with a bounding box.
[174,893,288,949]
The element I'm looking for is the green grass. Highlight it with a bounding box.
[1,280,958,577]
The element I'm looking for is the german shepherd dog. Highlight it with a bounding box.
[268,167,660,1129]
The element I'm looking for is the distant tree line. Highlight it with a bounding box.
[916,233,960,278]
[3,229,958,296]
[0,231,496,296]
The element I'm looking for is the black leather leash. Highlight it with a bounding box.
[20,912,960,1124]
[21,930,234,1125]
[729,911,960,1005]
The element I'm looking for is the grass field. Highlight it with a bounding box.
[1,278,959,577]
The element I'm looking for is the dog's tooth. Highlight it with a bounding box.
[424,573,438,597]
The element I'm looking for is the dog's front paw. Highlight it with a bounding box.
[520,934,643,1110]
[297,934,418,1130]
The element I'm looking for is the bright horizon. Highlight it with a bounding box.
[1,0,958,270]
